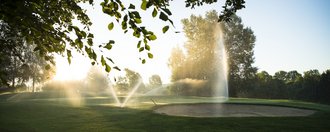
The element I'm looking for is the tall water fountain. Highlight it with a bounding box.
[213,24,229,101]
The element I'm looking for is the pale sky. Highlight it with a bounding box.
[55,0,330,83]
[237,0,330,75]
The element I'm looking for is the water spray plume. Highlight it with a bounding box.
[109,84,121,106]
[120,79,142,107]
[214,24,229,101]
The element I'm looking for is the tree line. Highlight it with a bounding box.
[41,66,163,97]
[252,69,330,104]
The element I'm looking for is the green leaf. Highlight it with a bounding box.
[70,26,79,32]
[85,46,91,54]
[137,41,141,48]
[45,64,51,70]
[115,12,122,19]
[148,34,157,40]
[142,59,146,64]
[145,44,150,51]
[80,31,87,38]
[128,4,135,9]
[101,55,106,66]
[139,47,144,52]
[123,15,128,22]
[103,8,112,15]
[152,8,157,17]
[104,44,112,50]
[169,19,174,26]
[141,0,147,10]
[131,11,141,18]
[159,12,168,21]
[75,39,83,49]
[87,38,93,46]
[67,50,72,64]
[134,18,142,24]
[133,31,141,38]
[113,66,121,71]
[67,57,71,65]
[143,38,147,44]
[108,22,114,31]
[105,64,111,72]
[87,33,94,38]
[162,8,172,15]
[121,21,127,29]
[108,40,115,44]
[107,57,114,64]
[148,53,153,59]
[92,51,97,60]
[162,25,169,33]
[91,62,96,65]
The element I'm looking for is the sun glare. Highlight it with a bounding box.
[54,54,91,81]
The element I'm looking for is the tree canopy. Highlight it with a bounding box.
[0,0,246,75]
[0,22,54,89]
[253,69,330,104]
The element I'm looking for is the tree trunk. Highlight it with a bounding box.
[11,57,17,88]
[32,77,35,92]
[11,77,15,88]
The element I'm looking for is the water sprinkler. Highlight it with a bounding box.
[150,98,157,106]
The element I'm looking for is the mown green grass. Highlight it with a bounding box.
[0,94,330,132]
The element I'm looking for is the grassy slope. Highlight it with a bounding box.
[0,94,330,132]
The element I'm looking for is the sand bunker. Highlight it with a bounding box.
[154,103,316,117]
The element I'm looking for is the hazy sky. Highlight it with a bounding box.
[56,0,330,83]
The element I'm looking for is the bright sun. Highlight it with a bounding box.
[53,54,91,81]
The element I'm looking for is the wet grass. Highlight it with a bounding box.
[0,94,330,132]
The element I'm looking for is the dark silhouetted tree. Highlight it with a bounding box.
[274,71,288,82]
[285,70,303,99]
[300,69,321,101]
[319,70,330,104]
[255,71,273,98]
[222,14,257,97]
